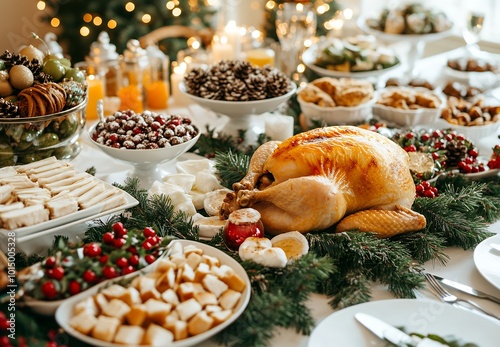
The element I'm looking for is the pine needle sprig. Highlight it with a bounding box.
[214,150,251,189]
[392,232,449,265]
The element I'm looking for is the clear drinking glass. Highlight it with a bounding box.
[463,12,485,54]
[276,2,316,79]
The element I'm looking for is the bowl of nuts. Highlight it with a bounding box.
[89,110,200,188]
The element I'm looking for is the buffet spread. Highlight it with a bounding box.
[1,2,500,347]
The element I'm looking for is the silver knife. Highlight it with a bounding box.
[355,313,446,347]
[431,274,500,305]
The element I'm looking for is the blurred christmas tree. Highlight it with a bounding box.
[42,0,218,62]
[264,0,342,41]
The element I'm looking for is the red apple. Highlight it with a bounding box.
[223,208,265,251]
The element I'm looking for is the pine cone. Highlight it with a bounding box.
[59,80,87,108]
[198,81,222,100]
[224,79,248,101]
[0,50,54,84]
[266,70,292,98]
[245,74,267,100]
[0,98,21,118]
[234,60,255,81]
[445,139,468,168]
[184,67,207,96]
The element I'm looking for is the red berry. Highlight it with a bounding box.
[421,181,431,190]
[49,266,65,280]
[83,270,97,283]
[44,256,56,268]
[456,134,465,141]
[0,317,10,330]
[121,266,136,275]
[143,227,156,237]
[434,141,444,149]
[468,148,479,157]
[129,254,140,266]
[83,243,102,257]
[465,157,474,165]
[112,222,127,237]
[68,280,81,295]
[113,238,126,249]
[99,255,109,264]
[45,342,58,347]
[102,232,115,244]
[116,257,129,268]
[146,236,159,245]
[405,132,414,139]
[445,134,454,141]
[404,145,417,152]
[420,133,430,141]
[145,254,156,264]
[431,152,440,160]
[415,184,425,193]
[102,266,118,279]
[127,246,138,254]
[423,190,435,198]
[142,241,153,250]
[463,164,473,173]
[432,130,442,138]
[41,281,58,299]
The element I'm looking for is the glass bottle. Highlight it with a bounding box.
[118,39,149,113]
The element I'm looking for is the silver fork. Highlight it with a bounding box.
[424,272,499,320]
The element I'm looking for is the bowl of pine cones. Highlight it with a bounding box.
[180,60,296,118]
[0,46,88,167]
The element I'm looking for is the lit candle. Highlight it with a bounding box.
[86,74,105,120]
[224,20,241,59]
[212,35,233,63]
[265,115,294,141]
[171,62,190,106]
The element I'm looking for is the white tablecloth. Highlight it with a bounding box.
[25,46,500,346]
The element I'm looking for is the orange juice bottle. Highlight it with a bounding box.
[118,40,149,113]
[86,76,105,119]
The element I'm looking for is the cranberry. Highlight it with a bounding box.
[145,254,156,264]
[116,257,129,268]
[404,145,417,152]
[122,266,136,275]
[128,254,140,266]
[49,266,65,280]
[41,281,58,299]
[456,134,465,141]
[432,130,443,138]
[83,270,97,283]
[102,266,118,279]
[127,246,138,254]
[468,148,479,157]
[415,184,425,194]
[99,255,109,264]
[44,256,56,268]
[102,232,115,244]
[431,152,440,160]
[113,238,126,249]
[142,241,153,250]
[143,227,156,237]
[405,132,414,139]
[146,236,159,245]
[68,280,81,295]
[83,243,102,257]
[423,190,435,198]
[112,222,127,236]
[420,133,430,141]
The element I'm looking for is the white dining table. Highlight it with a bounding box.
[24,45,500,346]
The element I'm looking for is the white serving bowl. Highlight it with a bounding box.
[436,118,500,143]
[298,93,375,125]
[179,81,296,117]
[372,87,445,127]
[88,122,200,188]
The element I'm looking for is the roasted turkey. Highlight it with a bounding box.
[220,126,426,238]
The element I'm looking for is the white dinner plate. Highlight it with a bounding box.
[308,298,500,347]
[474,233,500,290]
[56,239,251,347]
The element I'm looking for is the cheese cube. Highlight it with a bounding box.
[69,311,97,335]
[202,274,228,298]
[218,289,242,310]
[143,324,174,346]
[145,299,172,324]
[173,320,188,341]
[175,298,202,321]
[210,309,233,326]
[188,311,214,336]
[102,298,131,321]
[125,304,148,326]
[114,325,145,345]
[92,315,120,342]
[194,291,218,307]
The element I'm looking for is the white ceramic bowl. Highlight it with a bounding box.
[372,87,445,127]
[56,239,251,347]
[179,81,296,117]
[298,93,375,125]
[88,123,200,165]
[435,118,500,143]
[302,44,401,79]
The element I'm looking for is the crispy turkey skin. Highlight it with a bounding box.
[220,126,426,237]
